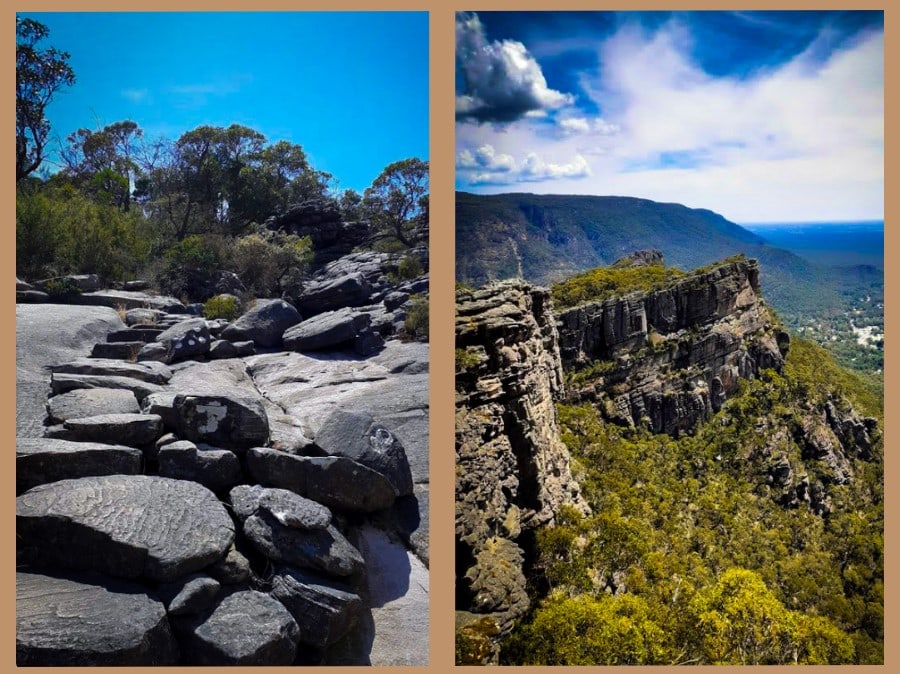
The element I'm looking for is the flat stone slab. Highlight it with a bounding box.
[50,373,164,402]
[17,304,124,438]
[106,327,163,343]
[17,475,235,582]
[295,272,372,315]
[271,566,364,650]
[243,511,364,578]
[73,290,185,312]
[60,413,162,446]
[47,388,140,424]
[90,341,144,360]
[246,447,397,513]
[16,571,179,666]
[177,590,300,665]
[16,438,142,494]
[49,358,173,384]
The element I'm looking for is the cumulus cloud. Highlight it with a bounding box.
[457,17,883,222]
[456,12,574,123]
[457,143,590,185]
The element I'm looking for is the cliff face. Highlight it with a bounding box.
[454,280,588,649]
[557,257,790,435]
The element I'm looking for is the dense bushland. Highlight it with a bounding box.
[502,338,883,665]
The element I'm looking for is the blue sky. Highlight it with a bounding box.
[456,11,884,223]
[22,12,429,194]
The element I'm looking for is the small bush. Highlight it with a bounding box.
[398,255,424,280]
[456,347,482,372]
[43,277,82,299]
[203,294,241,321]
[404,294,429,341]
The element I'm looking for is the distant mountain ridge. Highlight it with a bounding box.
[455,191,836,316]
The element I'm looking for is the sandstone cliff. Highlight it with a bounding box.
[454,280,587,655]
[557,256,790,435]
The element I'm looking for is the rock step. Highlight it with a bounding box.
[16,437,143,494]
[91,342,144,360]
[106,328,164,343]
[50,373,164,403]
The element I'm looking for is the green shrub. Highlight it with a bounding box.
[455,347,481,372]
[43,277,82,299]
[230,231,313,298]
[398,254,424,280]
[552,264,685,310]
[203,294,241,321]
[404,294,429,341]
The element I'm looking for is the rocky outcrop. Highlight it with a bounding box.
[557,256,788,435]
[455,280,588,649]
[16,298,428,666]
[266,198,370,265]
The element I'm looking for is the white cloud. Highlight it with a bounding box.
[457,142,590,185]
[457,19,884,222]
[456,12,574,123]
[121,88,149,103]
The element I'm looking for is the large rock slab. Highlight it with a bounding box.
[315,410,413,497]
[16,438,142,494]
[17,475,235,582]
[16,304,124,438]
[271,566,364,650]
[246,447,397,513]
[90,341,144,360]
[176,590,300,665]
[60,413,162,446]
[48,357,173,384]
[242,511,364,578]
[16,571,179,666]
[46,388,140,424]
[157,441,242,492]
[174,394,269,451]
[295,272,373,315]
[156,318,211,363]
[72,289,185,312]
[282,307,370,352]
[50,373,164,402]
[220,298,302,347]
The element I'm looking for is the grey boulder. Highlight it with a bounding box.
[16,571,179,666]
[156,318,211,363]
[17,475,235,582]
[157,441,242,492]
[46,388,140,424]
[174,394,269,451]
[315,409,414,496]
[58,413,162,447]
[282,307,370,352]
[270,565,364,650]
[229,484,332,530]
[246,447,397,512]
[176,590,300,665]
[220,298,302,348]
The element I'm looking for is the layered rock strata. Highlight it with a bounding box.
[557,256,789,435]
[455,280,588,648]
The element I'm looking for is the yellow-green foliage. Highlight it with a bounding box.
[397,254,424,280]
[566,358,616,388]
[552,264,685,310]
[455,347,481,372]
[16,184,151,280]
[203,294,241,321]
[506,350,883,665]
[404,294,429,341]
[456,617,501,665]
[785,337,883,420]
[230,232,313,297]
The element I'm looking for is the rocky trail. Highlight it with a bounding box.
[16,249,429,666]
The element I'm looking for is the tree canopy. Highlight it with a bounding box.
[16,17,75,182]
